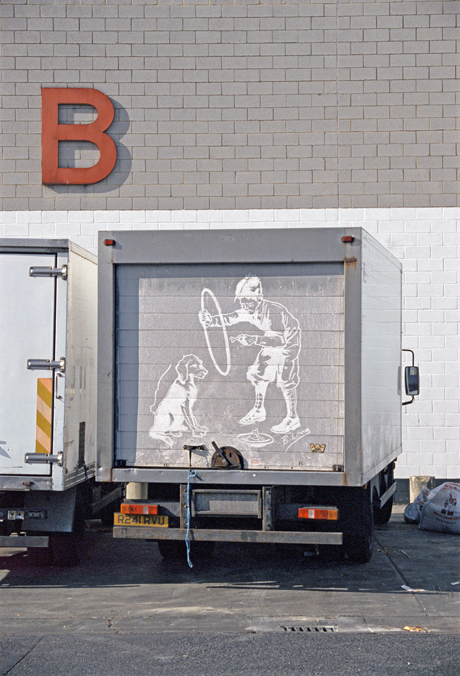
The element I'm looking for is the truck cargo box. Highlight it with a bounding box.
[98,228,402,488]
[98,227,412,563]
[0,238,97,493]
[0,239,120,557]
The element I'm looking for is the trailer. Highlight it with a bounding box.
[0,238,120,565]
[97,228,419,563]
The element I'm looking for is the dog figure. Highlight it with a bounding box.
[149,354,209,447]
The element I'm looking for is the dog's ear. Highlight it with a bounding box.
[176,357,188,383]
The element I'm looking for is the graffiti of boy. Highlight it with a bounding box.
[199,276,301,434]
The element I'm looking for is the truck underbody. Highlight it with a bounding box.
[113,462,396,564]
[0,481,122,565]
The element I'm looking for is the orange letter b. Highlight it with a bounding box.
[42,88,117,185]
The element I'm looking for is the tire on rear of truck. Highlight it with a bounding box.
[157,539,215,562]
[342,486,374,564]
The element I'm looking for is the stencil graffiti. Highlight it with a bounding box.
[200,287,231,376]
[199,276,302,435]
[148,354,209,448]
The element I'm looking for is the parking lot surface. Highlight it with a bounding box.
[0,508,458,675]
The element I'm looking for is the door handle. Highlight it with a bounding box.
[55,372,64,400]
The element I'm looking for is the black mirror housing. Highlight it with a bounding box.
[405,365,420,396]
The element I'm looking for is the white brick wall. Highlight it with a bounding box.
[2,207,459,480]
[2,0,459,211]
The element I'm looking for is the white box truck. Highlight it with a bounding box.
[0,239,120,564]
[97,228,419,563]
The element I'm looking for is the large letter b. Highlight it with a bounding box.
[42,88,117,185]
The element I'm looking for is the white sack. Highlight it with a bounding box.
[404,486,437,524]
[419,482,460,535]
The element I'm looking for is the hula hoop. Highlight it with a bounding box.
[201,288,231,376]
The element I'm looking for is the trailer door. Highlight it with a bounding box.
[0,252,65,476]
[115,261,345,472]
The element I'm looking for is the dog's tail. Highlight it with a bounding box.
[150,364,173,414]
[148,427,174,448]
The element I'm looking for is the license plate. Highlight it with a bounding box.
[113,513,168,528]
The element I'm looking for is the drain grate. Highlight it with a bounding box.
[281,626,335,633]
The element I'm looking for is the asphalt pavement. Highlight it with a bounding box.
[0,507,459,675]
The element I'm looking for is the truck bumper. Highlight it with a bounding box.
[0,535,49,548]
[113,527,342,546]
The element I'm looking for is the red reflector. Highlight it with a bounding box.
[298,508,338,521]
[342,235,354,243]
[120,504,158,515]
[104,239,116,246]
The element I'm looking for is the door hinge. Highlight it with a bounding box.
[25,451,63,467]
[27,357,66,373]
[29,265,67,280]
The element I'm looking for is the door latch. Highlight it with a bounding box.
[29,265,67,280]
[25,451,63,467]
[27,358,66,373]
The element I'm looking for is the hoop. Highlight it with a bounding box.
[201,288,231,376]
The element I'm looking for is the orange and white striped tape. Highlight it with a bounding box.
[36,378,52,454]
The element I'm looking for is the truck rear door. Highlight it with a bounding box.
[0,250,66,477]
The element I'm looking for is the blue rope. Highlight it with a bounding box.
[186,469,197,568]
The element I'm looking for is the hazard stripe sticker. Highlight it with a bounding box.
[36,378,52,454]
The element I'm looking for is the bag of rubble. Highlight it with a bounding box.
[419,482,460,535]
[404,485,438,524]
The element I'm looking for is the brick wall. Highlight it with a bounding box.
[1,0,458,211]
[1,208,459,481]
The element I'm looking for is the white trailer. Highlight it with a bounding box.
[0,238,120,564]
[97,228,419,563]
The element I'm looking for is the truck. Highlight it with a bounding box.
[0,238,120,565]
[97,227,419,564]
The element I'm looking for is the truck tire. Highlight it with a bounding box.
[157,540,186,561]
[343,487,374,564]
[373,465,395,525]
[318,544,345,562]
[157,539,215,562]
[27,533,79,567]
[27,544,53,567]
[49,533,80,566]
[374,494,394,525]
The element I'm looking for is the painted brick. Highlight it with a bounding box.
[2,0,457,209]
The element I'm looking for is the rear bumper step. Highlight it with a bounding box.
[0,535,49,548]
[114,527,342,546]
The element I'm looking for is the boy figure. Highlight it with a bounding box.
[199,276,301,434]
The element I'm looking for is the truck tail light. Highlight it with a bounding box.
[120,503,158,516]
[298,507,338,521]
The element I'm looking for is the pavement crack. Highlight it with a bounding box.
[374,533,429,617]
[107,617,118,630]
[3,636,44,675]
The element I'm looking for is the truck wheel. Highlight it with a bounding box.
[343,487,374,564]
[49,534,80,566]
[318,544,344,562]
[157,540,215,562]
[27,533,79,567]
[157,540,186,561]
[373,465,395,525]
[374,494,394,525]
[27,544,53,567]
[192,541,215,561]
